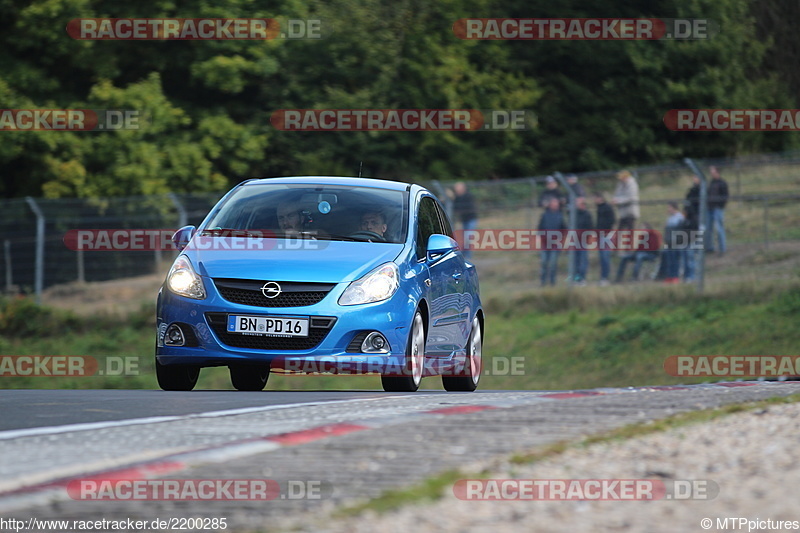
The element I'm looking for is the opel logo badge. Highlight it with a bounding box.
[261,281,282,299]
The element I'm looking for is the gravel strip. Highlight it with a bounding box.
[302,400,800,533]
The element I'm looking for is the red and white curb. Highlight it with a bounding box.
[0,381,794,512]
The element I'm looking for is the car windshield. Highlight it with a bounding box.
[203,183,409,244]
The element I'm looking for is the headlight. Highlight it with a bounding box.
[167,255,206,299]
[339,263,399,306]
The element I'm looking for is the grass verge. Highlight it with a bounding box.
[1,280,799,389]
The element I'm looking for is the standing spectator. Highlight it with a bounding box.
[571,196,593,285]
[538,176,565,209]
[537,197,565,287]
[449,181,479,259]
[682,176,701,281]
[593,191,616,286]
[566,174,586,199]
[612,170,640,231]
[707,166,729,255]
[664,202,685,283]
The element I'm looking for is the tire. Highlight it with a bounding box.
[156,357,200,391]
[382,311,425,392]
[229,365,270,391]
[442,315,482,392]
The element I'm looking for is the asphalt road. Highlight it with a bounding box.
[0,389,407,431]
[1,383,799,530]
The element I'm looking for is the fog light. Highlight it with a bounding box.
[165,324,185,346]
[361,332,389,353]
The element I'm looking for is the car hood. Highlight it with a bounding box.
[188,239,405,283]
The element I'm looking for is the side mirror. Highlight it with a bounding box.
[172,225,196,251]
[426,234,459,260]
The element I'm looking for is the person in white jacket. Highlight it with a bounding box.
[612,170,640,231]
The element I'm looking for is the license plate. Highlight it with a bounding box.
[227,315,309,337]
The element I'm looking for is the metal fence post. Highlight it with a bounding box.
[4,240,11,292]
[553,172,575,287]
[77,249,85,283]
[735,161,741,195]
[168,192,188,229]
[526,178,536,229]
[24,197,45,303]
[683,158,706,293]
[162,192,192,269]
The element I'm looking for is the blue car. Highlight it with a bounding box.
[156,176,483,392]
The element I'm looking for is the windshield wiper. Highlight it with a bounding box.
[313,233,358,242]
[199,228,270,238]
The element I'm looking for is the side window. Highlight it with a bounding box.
[435,202,454,238]
[416,196,443,259]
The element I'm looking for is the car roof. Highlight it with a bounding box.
[242,176,412,191]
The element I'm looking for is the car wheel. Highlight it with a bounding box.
[442,315,482,392]
[156,357,200,391]
[229,365,270,391]
[381,310,425,392]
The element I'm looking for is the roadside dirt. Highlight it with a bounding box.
[42,272,163,316]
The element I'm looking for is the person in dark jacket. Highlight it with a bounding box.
[566,174,586,199]
[537,197,566,286]
[706,166,729,254]
[682,176,701,281]
[593,191,616,285]
[663,202,685,283]
[449,181,479,259]
[538,176,565,209]
[571,196,593,284]
[684,176,701,230]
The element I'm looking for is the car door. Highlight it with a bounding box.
[416,195,461,355]
[434,200,472,352]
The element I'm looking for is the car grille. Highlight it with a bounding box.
[205,313,336,350]
[213,279,335,308]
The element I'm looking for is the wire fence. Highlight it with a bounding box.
[433,152,800,242]
[431,153,800,247]
[2,152,800,299]
[0,193,222,298]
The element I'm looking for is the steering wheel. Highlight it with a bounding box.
[348,230,386,242]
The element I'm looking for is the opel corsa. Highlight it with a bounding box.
[156,177,483,392]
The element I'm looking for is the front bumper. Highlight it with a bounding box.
[155,278,423,374]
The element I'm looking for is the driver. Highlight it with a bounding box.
[277,203,303,234]
[360,211,387,238]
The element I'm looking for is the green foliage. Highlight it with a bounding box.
[770,287,800,315]
[0,296,81,337]
[0,0,796,197]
